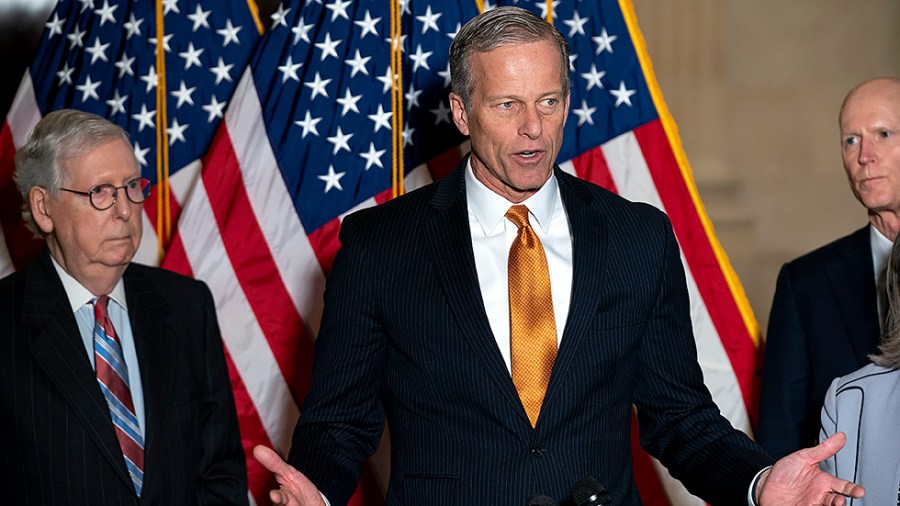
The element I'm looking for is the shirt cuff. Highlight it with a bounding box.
[747,466,773,506]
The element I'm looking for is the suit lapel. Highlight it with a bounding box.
[826,226,880,366]
[423,163,528,423]
[24,251,134,490]
[543,171,607,406]
[123,264,174,458]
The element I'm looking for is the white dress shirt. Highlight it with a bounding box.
[870,224,893,323]
[50,257,146,436]
[465,161,573,371]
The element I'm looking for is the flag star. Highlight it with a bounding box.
[336,88,362,116]
[315,33,341,61]
[106,89,128,116]
[210,57,234,85]
[536,0,560,21]
[317,165,346,193]
[581,64,606,90]
[368,104,392,133]
[294,111,322,138]
[384,34,407,54]
[569,54,577,72]
[437,64,452,88]
[354,10,381,39]
[359,142,385,170]
[416,6,442,34]
[133,142,149,166]
[187,4,211,31]
[277,55,302,83]
[291,19,313,44]
[563,11,589,37]
[430,100,452,125]
[304,72,332,100]
[75,76,101,102]
[78,0,94,13]
[345,49,370,77]
[170,80,197,108]
[572,99,596,126]
[202,96,226,122]
[115,54,135,77]
[132,104,156,132]
[217,19,242,46]
[325,0,352,22]
[67,25,86,49]
[446,22,460,40]
[162,0,180,15]
[270,4,290,28]
[179,42,204,70]
[326,127,353,155]
[167,118,188,145]
[377,67,396,94]
[148,33,173,54]
[482,0,495,12]
[56,62,75,86]
[609,81,636,107]
[405,84,423,110]
[402,123,415,146]
[397,0,411,15]
[94,0,117,26]
[140,65,158,92]
[124,13,143,39]
[409,44,433,73]
[85,37,110,64]
[593,27,617,54]
[45,13,65,38]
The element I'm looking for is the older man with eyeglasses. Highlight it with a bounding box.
[0,109,248,505]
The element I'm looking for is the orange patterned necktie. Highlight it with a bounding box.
[506,204,557,427]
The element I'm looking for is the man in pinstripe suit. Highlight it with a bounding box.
[0,109,247,505]
[255,8,863,506]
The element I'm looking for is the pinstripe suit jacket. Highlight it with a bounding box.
[0,249,248,505]
[288,163,773,506]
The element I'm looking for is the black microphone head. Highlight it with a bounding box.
[526,494,557,506]
[572,477,611,506]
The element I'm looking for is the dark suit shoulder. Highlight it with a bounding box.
[781,226,870,275]
[125,262,212,294]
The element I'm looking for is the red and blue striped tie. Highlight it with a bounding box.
[92,295,144,496]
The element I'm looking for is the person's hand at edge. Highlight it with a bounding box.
[253,445,326,506]
[756,432,865,506]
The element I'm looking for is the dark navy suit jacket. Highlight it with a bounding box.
[0,249,248,505]
[757,226,882,459]
[288,163,772,505]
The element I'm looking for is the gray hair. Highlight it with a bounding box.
[14,109,133,236]
[875,233,900,369]
[449,6,571,110]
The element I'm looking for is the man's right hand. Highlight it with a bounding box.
[253,445,326,506]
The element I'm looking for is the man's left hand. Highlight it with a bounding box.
[757,432,865,506]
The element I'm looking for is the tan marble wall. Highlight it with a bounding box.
[633,0,900,331]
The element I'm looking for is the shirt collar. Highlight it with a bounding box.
[50,255,128,313]
[871,224,893,275]
[465,159,560,235]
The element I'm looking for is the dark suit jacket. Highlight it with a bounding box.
[287,163,772,506]
[0,249,248,505]
[757,226,881,459]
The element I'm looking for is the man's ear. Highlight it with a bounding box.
[449,92,470,136]
[29,186,55,235]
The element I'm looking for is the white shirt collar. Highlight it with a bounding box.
[870,224,893,277]
[49,255,128,312]
[464,158,560,235]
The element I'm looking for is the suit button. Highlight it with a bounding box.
[531,444,544,456]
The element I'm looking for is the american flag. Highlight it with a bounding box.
[0,0,763,505]
[0,0,261,276]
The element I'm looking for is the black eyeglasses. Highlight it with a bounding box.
[60,177,152,211]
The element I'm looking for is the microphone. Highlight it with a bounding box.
[572,477,611,506]
[526,494,557,506]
